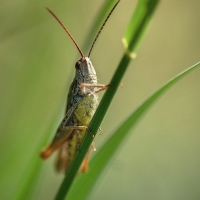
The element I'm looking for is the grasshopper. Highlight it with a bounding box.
[41,0,120,173]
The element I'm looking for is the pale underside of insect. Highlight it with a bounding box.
[41,0,120,173]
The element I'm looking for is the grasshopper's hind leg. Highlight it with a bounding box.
[56,130,81,173]
[74,128,96,173]
[56,129,94,173]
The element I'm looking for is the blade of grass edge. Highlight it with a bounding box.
[123,0,160,56]
[67,61,200,200]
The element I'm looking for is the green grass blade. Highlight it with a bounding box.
[67,61,200,199]
[15,150,42,200]
[123,0,160,57]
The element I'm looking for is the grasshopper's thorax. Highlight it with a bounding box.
[75,95,98,126]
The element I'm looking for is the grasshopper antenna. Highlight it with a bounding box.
[46,7,85,58]
[88,0,120,58]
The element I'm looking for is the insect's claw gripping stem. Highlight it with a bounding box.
[105,83,111,88]
[86,127,95,138]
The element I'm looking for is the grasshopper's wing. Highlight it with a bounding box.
[56,132,78,172]
[55,140,69,172]
[41,95,83,159]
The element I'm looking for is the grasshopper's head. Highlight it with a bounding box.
[75,57,97,84]
[46,0,120,80]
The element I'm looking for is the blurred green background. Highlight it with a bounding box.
[0,0,200,199]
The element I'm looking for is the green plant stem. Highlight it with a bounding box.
[123,0,160,54]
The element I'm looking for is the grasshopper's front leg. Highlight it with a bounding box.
[80,83,110,95]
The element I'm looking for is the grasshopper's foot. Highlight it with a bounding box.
[85,127,94,138]
[98,127,103,135]
[91,142,96,151]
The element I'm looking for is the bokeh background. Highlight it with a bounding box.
[0,0,200,199]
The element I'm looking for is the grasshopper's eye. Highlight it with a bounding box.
[75,61,81,70]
